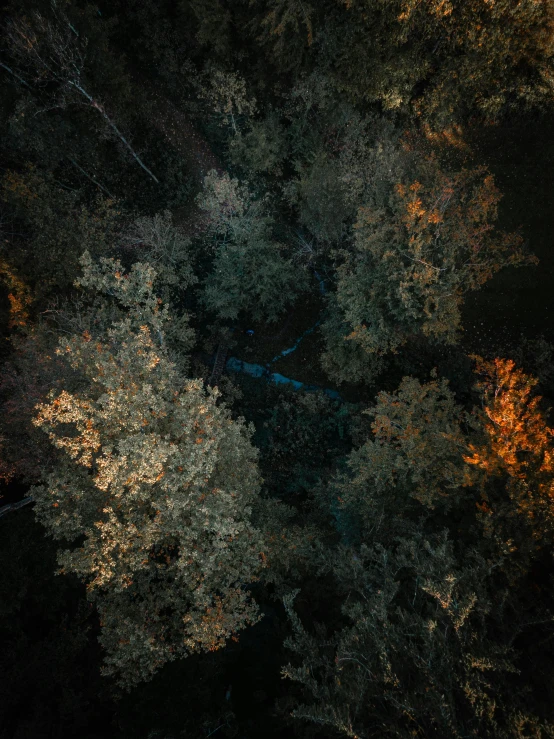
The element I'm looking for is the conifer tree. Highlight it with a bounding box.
[198,170,307,322]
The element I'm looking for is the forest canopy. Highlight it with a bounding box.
[1,1,554,738]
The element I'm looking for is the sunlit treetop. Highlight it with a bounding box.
[465,356,554,543]
[31,254,265,688]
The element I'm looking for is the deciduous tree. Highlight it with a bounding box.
[322,164,535,382]
[283,533,552,739]
[465,356,554,564]
[31,254,265,688]
[2,5,158,182]
[1,165,121,298]
[250,0,554,125]
[285,361,554,737]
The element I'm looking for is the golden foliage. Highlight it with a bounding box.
[0,258,32,328]
[31,256,264,688]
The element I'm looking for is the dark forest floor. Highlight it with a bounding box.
[462,116,554,357]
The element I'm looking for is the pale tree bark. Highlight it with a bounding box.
[2,10,159,184]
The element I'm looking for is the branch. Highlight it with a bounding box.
[83,94,159,184]
[68,157,114,198]
[0,60,31,88]
[5,14,159,185]
[399,250,447,272]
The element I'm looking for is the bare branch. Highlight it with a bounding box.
[4,12,159,184]
[68,157,114,198]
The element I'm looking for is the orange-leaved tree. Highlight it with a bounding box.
[465,356,554,545]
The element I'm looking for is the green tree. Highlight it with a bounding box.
[322,164,535,382]
[121,210,196,295]
[320,297,386,386]
[200,64,257,134]
[197,170,307,323]
[250,0,316,72]
[249,0,554,125]
[1,165,121,299]
[31,254,265,688]
[327,361,554,557]
[282,363,554,737]
[258,386,352,497]
[121,210,197,367]
[284,151,353,245]
[283,533,552,739]
[228,111,290,178]
[333,373,472,525]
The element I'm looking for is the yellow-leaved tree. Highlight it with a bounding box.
[31,254,264,689]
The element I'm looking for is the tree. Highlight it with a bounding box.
[120,210,197,367]
[228,111,290,178]
[250,0,316,72]
[257,385,352,498]
[0,326,70,485]
[1,165,121,298]
[464,356,554,564]
[197,170,308,323]
[282,362,554,737]
[283,533,553,739]
[121,210,196,293]
[320,296,386,386]
[249,0,554,126]
[200,64,257,134]
[31,254,265,688]
[327,358,554,557]
[283,151,354,245]
[0,256,32,329]
[322,164,535,381]
[325,372,472,545]
[2,5,159,182]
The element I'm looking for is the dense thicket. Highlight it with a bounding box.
[1,1,554,737]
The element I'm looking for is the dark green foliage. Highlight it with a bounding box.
[319,161,534,383]
[228,112,291,178]
[197,170,308,322]
[249,0,554,126]
[260,388,353,498]
[284,152,353,246]
[1,1,554,737]
[283,533,554,739]
[1,165,122,299]
[283,366,554,737]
